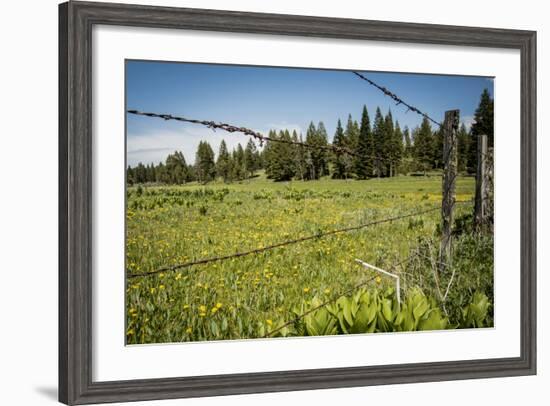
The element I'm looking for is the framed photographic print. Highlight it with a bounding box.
[59,1,536,404]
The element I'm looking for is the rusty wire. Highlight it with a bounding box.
[128,109,358,155]
[352,71,442,128]
[127,109,401,164]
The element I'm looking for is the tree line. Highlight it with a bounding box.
[127,89,493,184]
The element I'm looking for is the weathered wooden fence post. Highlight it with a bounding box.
[475,134,489,229]
[440,110,459,273]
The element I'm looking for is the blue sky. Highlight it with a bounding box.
[126,60,493,166]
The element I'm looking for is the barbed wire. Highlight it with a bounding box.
[263,251,421,338]
[352,71,442,128]
[126,205,452,279]
[127,109,400,165]
[128,109,358,155]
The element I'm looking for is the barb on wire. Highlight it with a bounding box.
[352,71,442,128]
[127,205,445,279]
[263,251,421,338]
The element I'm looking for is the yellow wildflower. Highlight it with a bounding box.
[375,276,382,284]
[266,319,273,326]
[303,287,310,293]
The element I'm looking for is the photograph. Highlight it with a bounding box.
[124,60,494,344]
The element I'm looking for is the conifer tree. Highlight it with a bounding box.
[305,122,328,180]
[471,88,494,146]
[244,139,258,178]
[126,165,135,185]
[165,151,187,184]
[343,115,358,178]
[468,88,494,172]
[372,107,386,177]
[232,143,245,181]
[195,141,216,183]
[216,139,231,182]
[316,122,330,177]
[263,130,277,179]
[292,130,307,181]
[391,121,404,176]
[383,110,395,177]
[355,105,373,179]
[413,117,435,173]
[457,123,470,173]
[331,119,347,179]
[403,126,412,157]
[264,130,295,181]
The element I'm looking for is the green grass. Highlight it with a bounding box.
[125,174,478,344]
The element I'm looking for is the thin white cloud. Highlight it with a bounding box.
[127,125,255,166]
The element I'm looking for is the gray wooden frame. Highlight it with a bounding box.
[59,1,537,404]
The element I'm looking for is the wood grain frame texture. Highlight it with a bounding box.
[58,1,537,404]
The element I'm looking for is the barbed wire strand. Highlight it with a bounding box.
[127,109,357,154]
[127,202,471,279]
[127,109,400,165]
[352,71,442,128]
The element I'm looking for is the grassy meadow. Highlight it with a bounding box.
[126,173,493,344]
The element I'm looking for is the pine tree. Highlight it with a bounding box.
[216,140,231,182]
[383,110,395,177]
[316,122,329,177]
[471,88,494,146]
[126,165,135,185]
[232,144,245,181]
[343,115,358,178]
[413,117,435,173]
[264,130,295,181]
[403,126,412,157]
[165,151,187,184]
[186,164,196,182]
[331,119,347,179]
[195,141,216,184]
[468,88,494,172]
[134,162,146,183]
[355,105,373,179]
[263,130,277,179]
[244,139,258,178]
[292,130,307,181]
[155,162,169,183]
[372,107,386,177]
[305,122,328,180]
[457,123,470,173]
[391,121,404,176]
